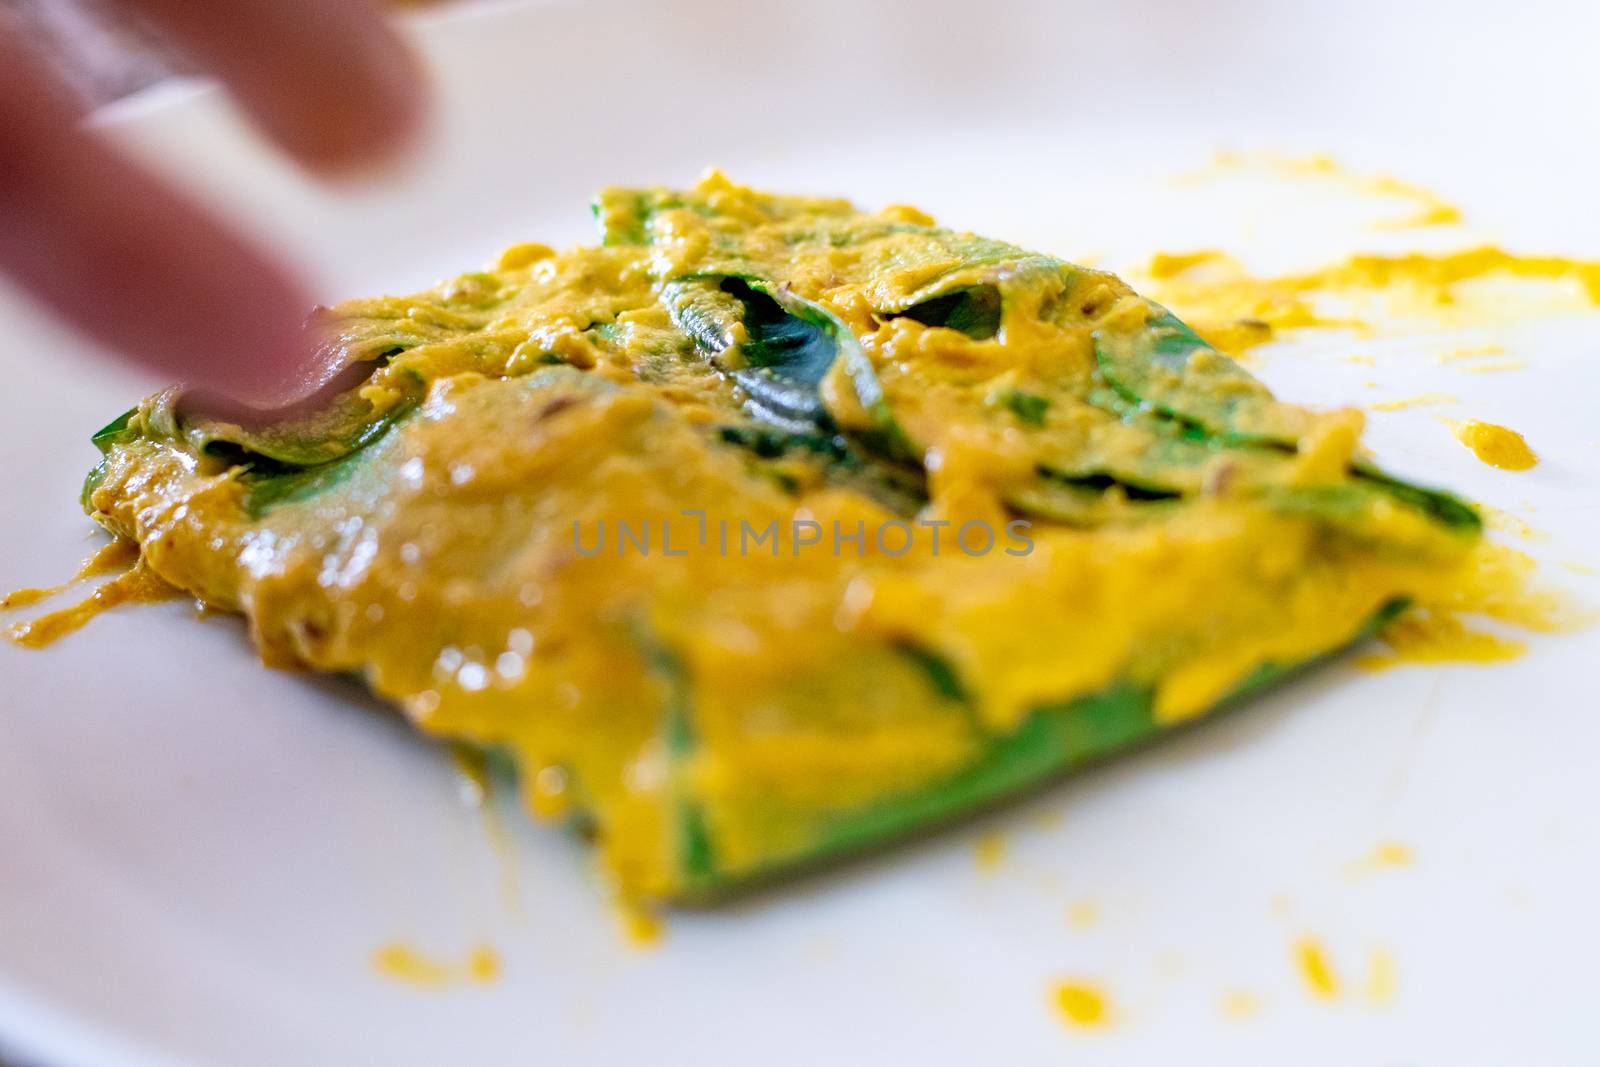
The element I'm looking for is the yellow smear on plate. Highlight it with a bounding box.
[1435,344,1527,375]
[1219,989,1263,1019]
[1322,247,1600,302]
[1459,358,1528,374]
[1358,610,1526,671]
[1147,250,1230,278]
[1,539,140,610]
[371,942,501,988]
[1453,420,1539,471]
[1481,506,1547,542]
[1358,540,1582,671]
[1437,343,1507,363]
[2,587,59,612]
[1140,244,1600,359]
[1441,542,1578,631]
[1179,152,1465,231]
[1382,201,1464,230]
[1293,937,1340,1000]
[5,557,181,649]
[1369,392,1458,412]
[1365,945,1398,1005]
[1051,981,1110,1027]
[1138,249,1342,356]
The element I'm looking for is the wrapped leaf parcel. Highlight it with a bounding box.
[84,174,1480,901]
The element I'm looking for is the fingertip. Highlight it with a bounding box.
[0,25,356,410]
[126,0,432,177]
[279,20,431,176]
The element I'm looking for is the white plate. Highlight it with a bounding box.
[2,2,1598,1064]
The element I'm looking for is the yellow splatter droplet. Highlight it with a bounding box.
[470,945,502,980]
[1453,420,1538,471]
[1365,945,1397,1005]
[1350,840,1414,872]
[1369,392,1458,412]
[622,905,664,947]
[372,944,450,987]
[1294,937,1340,1000]
[371,942,501,988]
[1372,841,1412,866]
[1051,981,1110,1027]
[974,830,1007,870]
[1066,900,1099,930]
[1219,989,1263,1019]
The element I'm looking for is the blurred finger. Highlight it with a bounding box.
[0,34,322,403]
[116,0,425,174]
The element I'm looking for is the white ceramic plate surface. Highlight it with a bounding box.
[2,1,1598,1064]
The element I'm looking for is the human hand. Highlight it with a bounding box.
[0,0,424,408]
